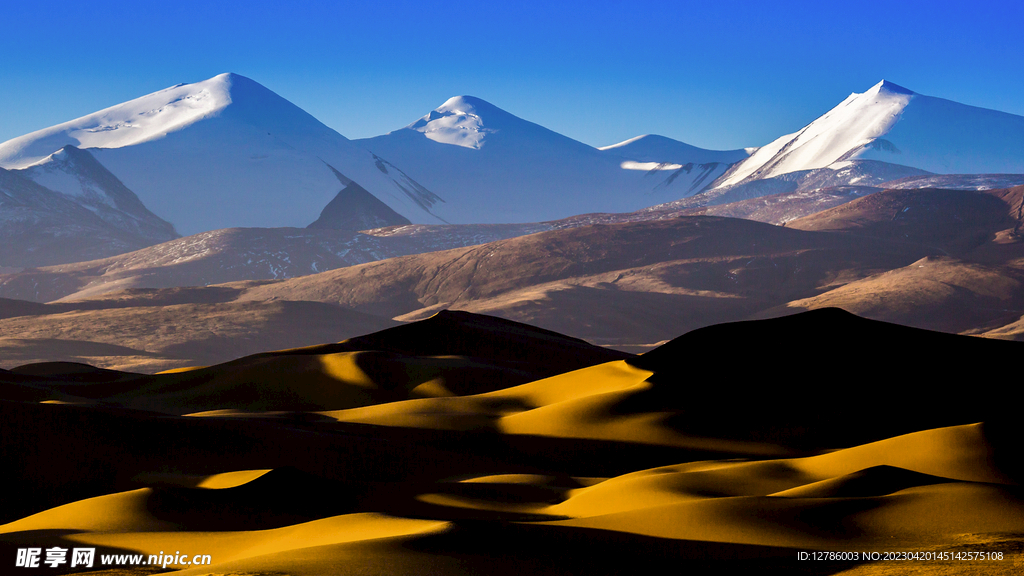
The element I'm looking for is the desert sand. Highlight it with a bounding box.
[1,308,1021,575]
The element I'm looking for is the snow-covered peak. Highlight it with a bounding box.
[0,73,347,170]
[716,80,916,187]
[870,80,915,97]
[24,146,101,202]
[0,75,235,169]
[435,95,497,116]
[398,94,587,153]
[0,73,452,234]
[405,95,509,149]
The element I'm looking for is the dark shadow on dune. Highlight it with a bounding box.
[628,307,1024,449]
[11,361,149,381]
[274,309,634,370]
[141,467,378,531]
[5,361,154,400]
[984,420,1024,484]
[777,465,954,498]
[392,521,865,576]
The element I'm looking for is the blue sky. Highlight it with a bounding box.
[2,0,1021,150]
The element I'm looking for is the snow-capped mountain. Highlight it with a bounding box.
[356,96,749,223]
[19,145,178,242]
[4,74,1023,273]
[716,80,1024,189]
[0,73,443,235]
[0,149,178,267]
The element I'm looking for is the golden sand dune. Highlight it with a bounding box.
[769,465,951,498]
[324,360,654,431]
[10,513,450,575]
[1,310,630,415]
[1,310,1022,575]
[0,489,178,534]
[4,423,1019,573]
[132,468,272,489]
[324,313,1023,457]
[115,351,492,414]
[546,422,1009,517]
[556,481,1024,550]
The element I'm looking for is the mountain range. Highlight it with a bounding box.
[353,96,748,223]
[0,74,437,236]
[0,74,752,241]
[4,74,1021,269]
[1,74,1023,360]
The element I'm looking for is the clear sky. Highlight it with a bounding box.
[2,0,1021,151]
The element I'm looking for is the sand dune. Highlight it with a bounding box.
[1,309,1021,575]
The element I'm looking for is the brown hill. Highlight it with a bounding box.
[787,186,1024,257]
[0,214,963,370]
[769,186,1024,334]
[679,185,882,224]
[0,290,400,372]
[774,256,1024,334]
[231,216,936,346]
[0,223,551,303]
[5,184,1024,371]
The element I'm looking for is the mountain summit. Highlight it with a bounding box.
[357,96,745,223]
[5,76,1019,240]
[717,80,1024,188]
[0,73,444,234]
[401,95,600,155]
[405,95,518,150]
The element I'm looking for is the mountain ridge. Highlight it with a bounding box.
[716,80,1024,189]
[357,95,746,223]
[0,73,449,234]
[2,75,1023,271]
[0,147,178,267]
